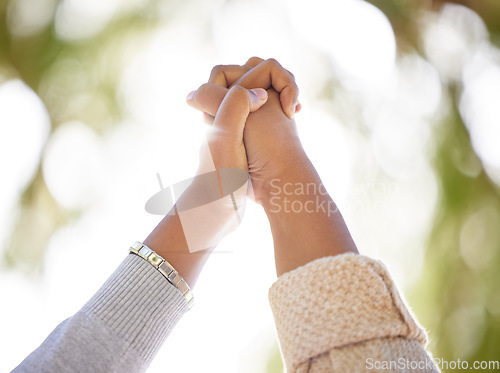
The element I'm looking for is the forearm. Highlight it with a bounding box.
[144,165,248,288]
[144,84,266,287]
[261,157,358,276]
[144,212,213,288]
[14,176,231,371]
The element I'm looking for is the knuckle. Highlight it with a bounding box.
[229,84,247,95]
[228,85,250,102]
[194,83,211,104]
[210,64,224,74]
[266,58,281,68]
[246,56,264,64]
[197,83,211,97]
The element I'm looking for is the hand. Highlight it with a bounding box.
[144,85,269,285]
[176,85,269,252]
[196,84,269,173]
[186,58,357,277]
[187,57,310,204]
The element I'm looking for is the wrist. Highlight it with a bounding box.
[175,175,247,253]
[261,177,335,227]
[259,156,320,209]
[260,168,359,276]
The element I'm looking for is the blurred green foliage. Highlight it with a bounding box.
[374,0,500,369]
[0,0,174,268]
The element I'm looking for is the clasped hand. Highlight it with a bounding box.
[145,57,357,283]
[186,57,306,206]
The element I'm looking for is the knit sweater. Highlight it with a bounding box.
[13,252,439,372]
[269,253,439,372]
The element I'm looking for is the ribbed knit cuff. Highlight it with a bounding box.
[268,253,428,372]
[82,254,189,364]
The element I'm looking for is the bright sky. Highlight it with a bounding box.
[1,1,498,372]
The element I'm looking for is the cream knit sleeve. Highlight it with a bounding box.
[268,253,440,372]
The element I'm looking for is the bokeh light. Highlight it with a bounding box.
[288,0,396,85]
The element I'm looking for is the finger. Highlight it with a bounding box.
[235,58,299,119]
[187,76,299,119]
[244,56,265,68]
[208,64,250,87]
[188,86,297,119]
[295,102,302,114]
[186,83,228,117]
[211,86,268,145]
[189,58,299,119]
[203,112,215,125]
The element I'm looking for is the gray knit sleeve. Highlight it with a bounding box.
[12,254,190,373]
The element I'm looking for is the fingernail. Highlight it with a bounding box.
[186,91,195,101]
[251,88,267,101]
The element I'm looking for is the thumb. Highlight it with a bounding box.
[209,86,268,144]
